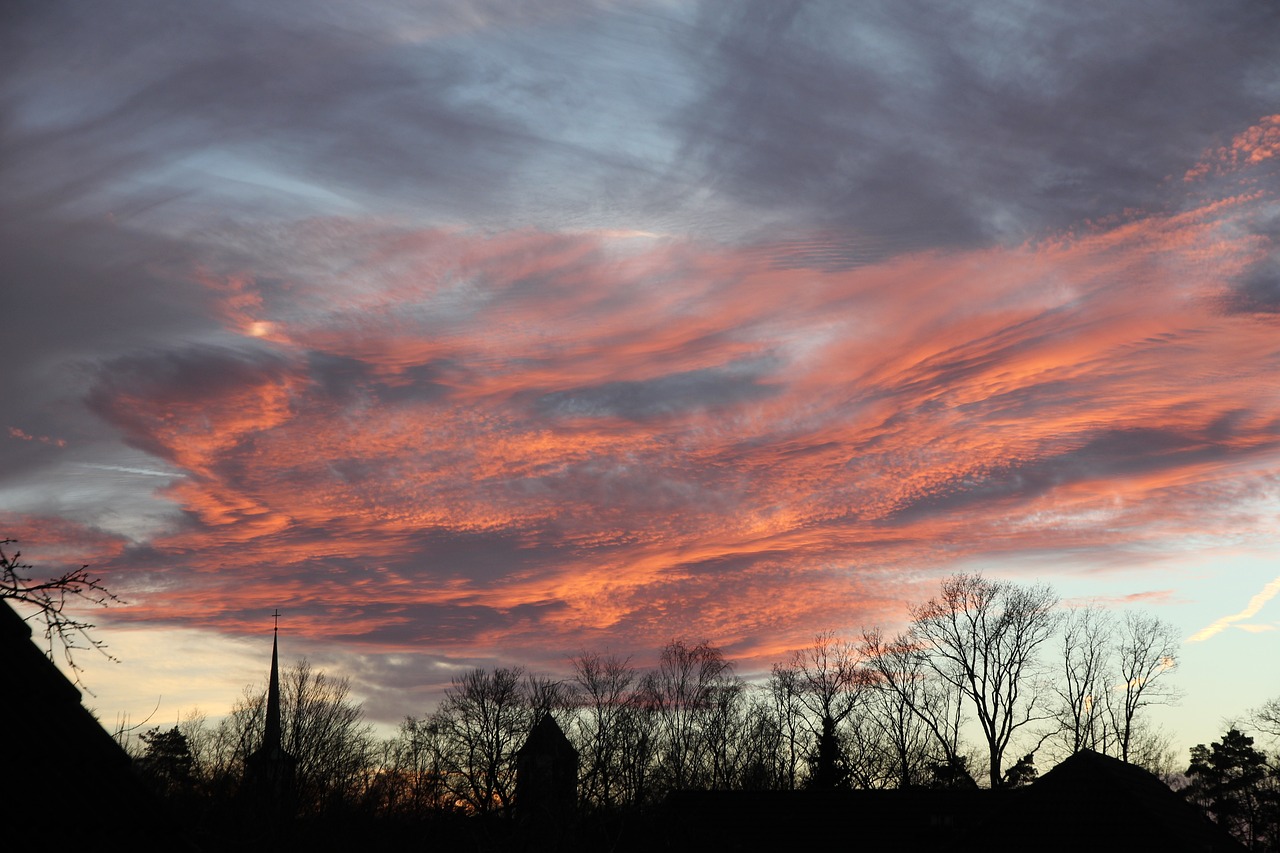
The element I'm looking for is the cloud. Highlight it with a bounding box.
[536,359,781,422]
[674,1,1280,247]
[4,1,1280,724]
[1187,576,1280,643]
[47,188,1274,672]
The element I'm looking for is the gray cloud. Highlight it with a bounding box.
[675,0,1280,248]
[536,359,781,422]
[1,1,689,231]
[890,426,1280,523]
[5,0,1280,730]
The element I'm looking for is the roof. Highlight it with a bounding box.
[0,599,163,846]
[647,750,1245,853]
[517,713,577,760]
[1004,749,1246,852]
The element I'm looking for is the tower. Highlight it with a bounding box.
[515,712,578,823]
[243,610,296,815]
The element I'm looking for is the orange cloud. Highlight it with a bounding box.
[1184,114,1280,181]
[41,156,1275,672]
[8,427,66,447]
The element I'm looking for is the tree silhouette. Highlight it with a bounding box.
[571,651,639,810]
[862,626,968,787]
[790,632,866,789]
[137,725,195,797]
[1186,728,1279,850]
[1052,604,1112,756]
[1,538,120,686]
[646,639,738,792]
[208,658,373,814]
[909,573,1059,788]
[1109,611,1181,764]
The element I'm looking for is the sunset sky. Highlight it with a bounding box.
[4,1,1279,750]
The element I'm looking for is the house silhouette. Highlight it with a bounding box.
[650,749,1244,852]
[0,599,163,847]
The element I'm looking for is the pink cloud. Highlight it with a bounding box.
[29,149,1272,669]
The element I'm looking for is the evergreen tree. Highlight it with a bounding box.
[138,725,195,797]
[1186,728,1278,850]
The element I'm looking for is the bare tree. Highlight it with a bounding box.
[841,710,905,789]
[857,648,939,789]
[862,626,967,786]
[433,666,530,814]
[736,686,794,790]
[572,652,641,810]
[1,538,120,686]
[1250,696,1280,742]
[431,666,569,815]
[380,715,455,816]
[281,660,375,810]
[1107,610,1181,763]
[1052,605,1113,756]
[708,676,754,790]
[612,683,660,806]
[908,573,1059,787]
[646,639,738,791]
[765,664,807,790]
[207,659,374,812]
[790,632,868,789]
[178,708,247,797]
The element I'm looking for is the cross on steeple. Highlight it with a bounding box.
[260,610,285,756]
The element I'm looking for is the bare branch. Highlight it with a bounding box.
[1,538,123,690]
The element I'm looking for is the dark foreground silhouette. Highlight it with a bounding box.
[1,596,1243,853]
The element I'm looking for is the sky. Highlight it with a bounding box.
[3,0,1279,751]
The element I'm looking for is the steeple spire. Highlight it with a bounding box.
[262,610,282,753]
[244,608,296,815]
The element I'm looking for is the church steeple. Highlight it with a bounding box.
[244,609,296,816]
[262,610,283,754]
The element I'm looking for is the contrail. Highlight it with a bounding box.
[80,463,184,478]
[1187,575,1280,643]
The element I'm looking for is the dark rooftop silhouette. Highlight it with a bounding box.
[0,599,159,846]
[650,749,1246,853]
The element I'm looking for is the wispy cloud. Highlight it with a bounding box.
[1187,576,1280,643]
[3,0,1280,721]
[79,463,185,479]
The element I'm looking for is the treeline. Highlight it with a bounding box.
[126,573,1280,850]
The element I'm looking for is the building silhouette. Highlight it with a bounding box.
[516,712,579,821]
[652,749,1245,852]
[0,600,161,846]
[514,712,580,851]
[243,613,297,819]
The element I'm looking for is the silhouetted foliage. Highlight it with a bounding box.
[909,573,1059,787]
[93,571,1239,851]
[137,725,194,797]
[927,755,980,790]
[1,538,119,686]
[1001,752,1037,788]
[1187,728,1280,850]
[788,632,867,789]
